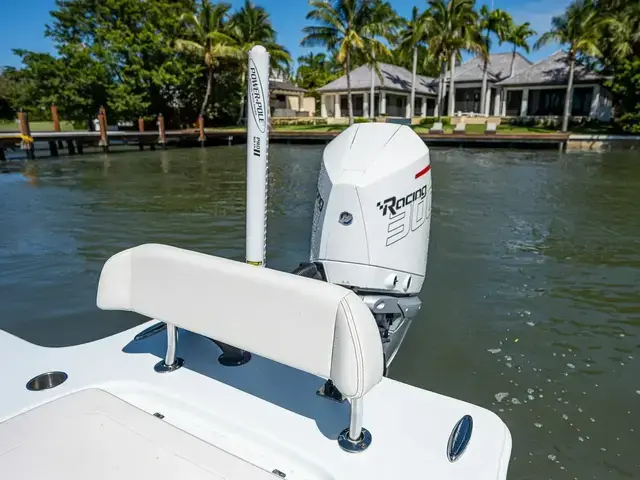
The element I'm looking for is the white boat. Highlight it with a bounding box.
[0,46,512,479]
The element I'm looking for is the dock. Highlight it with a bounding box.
[4,124,638,161]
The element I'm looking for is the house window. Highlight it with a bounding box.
[527,87,593,116]
[340,94,365,116]
[340,96,348,117]
[572,87,593,116]
[455,88,481,113]
[506,90,523,116]
[535,89,564,115]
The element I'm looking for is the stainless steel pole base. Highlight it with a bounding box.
[337,427,372,453]
[154,357,185,373]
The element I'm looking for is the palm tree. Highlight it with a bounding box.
[296,52,335,89]
[176,0,242,117]
[535,0,606,132]
[230,0,291,123]
[429,0,480,117]
[478,6,513,116]
[397,7,431,118]
[506,22,536,78]
[601,1,640,60]
[427,26,449,118]
[424,5,449,117]
[301,0,397,125]
[366,0,401,118]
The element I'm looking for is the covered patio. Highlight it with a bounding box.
[318,63,437,119]
[321,91,435,119]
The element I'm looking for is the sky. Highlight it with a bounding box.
[0,0,571,69]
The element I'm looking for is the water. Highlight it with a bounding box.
[1,145,639,479]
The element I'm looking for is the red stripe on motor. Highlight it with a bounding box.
[415,164,431,179]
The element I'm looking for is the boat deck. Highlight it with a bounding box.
[0,322,511,480]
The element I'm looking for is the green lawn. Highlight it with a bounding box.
[270,123,559,135]
[1,119,616,136]
[273,124,346,132]
[0,120,81,132]
[212,123,563,135]
[412,123,558,134]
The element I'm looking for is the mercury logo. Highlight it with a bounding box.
[377,185,427,216]
[249,59,266,133]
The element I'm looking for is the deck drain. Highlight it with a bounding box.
[26,371,68,391]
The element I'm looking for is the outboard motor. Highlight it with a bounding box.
[307,123,432,368]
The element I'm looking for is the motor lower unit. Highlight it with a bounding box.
[309,123,432,367]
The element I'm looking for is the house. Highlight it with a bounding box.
[495,51,613,120]
[317,63,438,119]
[443,52,532,115]
[269,72,315,116]
[317,52,614,121]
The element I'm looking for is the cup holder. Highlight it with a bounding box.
[26,371,68,391]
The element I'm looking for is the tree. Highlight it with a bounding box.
[176,0,242,117]
[2,49,110,126]
[397,6,431,118]
[47,0,197,121]
[535,0,605,132]
[0,67,20,120]
[296,53,339,115]
[296,52,337,89]
[592,0,640,131]
[230,0,291,123]
[301,0,397,125]
[426,19,450,118]
[429,0,480,117]
[477,6,512,116]
[506,22,536,79]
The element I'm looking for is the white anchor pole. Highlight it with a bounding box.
[246,45,270,267]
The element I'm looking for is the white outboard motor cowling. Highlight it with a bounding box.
[310,123,432,367]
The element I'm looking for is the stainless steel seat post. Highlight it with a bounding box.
[337,397,372,452]
[348,397,363,441]
[154,323,185,373]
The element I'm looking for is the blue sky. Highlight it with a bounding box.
[1,0,570,69]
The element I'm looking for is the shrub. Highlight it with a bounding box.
[616,113,639,133]
[354,117,371,123]
[271,117,328,126]
[419,116,451,127]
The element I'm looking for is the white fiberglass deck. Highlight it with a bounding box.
[0,323,511,480]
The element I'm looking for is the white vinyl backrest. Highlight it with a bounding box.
[96,244,383,399]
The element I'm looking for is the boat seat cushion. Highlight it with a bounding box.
[97,244,383,399]
[0,388,277,480]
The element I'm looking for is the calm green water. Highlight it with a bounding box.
[1,145,639,479]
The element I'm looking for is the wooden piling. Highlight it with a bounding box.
[138,116,145,150]
[18,111,35,159]
[158,114,167,149]
[98,106,109,153]
[77,141,83,154]
[51,104,61,132]
[51,105,65,149]
[67,140,76,155]
[198,115,205,148]
[48,141,59,157]
[0,148,6,162]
